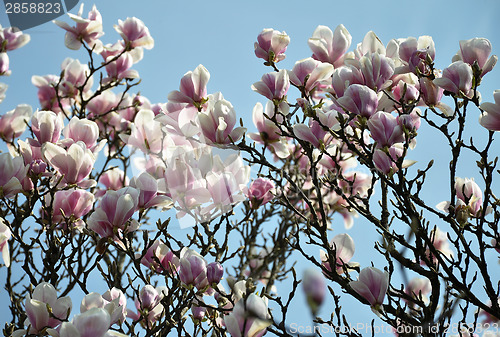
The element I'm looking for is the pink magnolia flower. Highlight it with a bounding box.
[0,104,32,141]
[336,84,379,117]
[308,24,351,67]
[332,64,365,97]
[433,61,473,98]
[373,144,401,175]
[0,219,11,267]
[129,171,173,210]
[367,111,405,147]
[62,116,101,151]
[349,267,389,309]
[392,80,420,104]
[114,17,154,50]
[32,74,71,113]
[96,167,128,197]
[120,109,163,154]
[251,69,290,102]
[199,98,246,145]
[167,64,210,108]
[397,36,435,76]
[397,108,421,132]
[140,239,180,274]
[359,53,395,92]
[246,177,275,209]
[48,189,94,230]
[127,285,167,329]
[254,28,290,63]
[42,141,96,187]
[224,293,271,337]
[207,262,224,285]
[422,227,454,265]
[0,153,30,198]
[0,52,10,76]
[320,233,357,274]
[479,90,500,131]
[24,282,72,334]
[179,248,209,291]
[104,53,139,83]
[302,268,326,314]
[60,58,93,98]
[0,25,30,52]
[436,177,483,221]
[453,37,497,77]
[405,277,432,306]
[87,187,139,239]
[59,308,113,337]
[288,57,334,94]
[53,4,104,52]
[247,101,290,159]
[31,110,64,145]
[80,289,127,326]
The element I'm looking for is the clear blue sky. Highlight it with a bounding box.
[1,0,499,335]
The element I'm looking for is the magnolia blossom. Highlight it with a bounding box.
[23,282,72,334]
[62,116,102,152]
[115,17,154,50]
[302,268,326,314]
[0,52,9,74]
[433,61,473,98]
[53,4,104,52]
[246,177,275,209]
[254,28,290,63]
[336,84,379,117]
[139,239,180,274]
[59,58,93,98]
[422,227,454,265]
[372,144,415,175]
[0,25,30,52]
[0,219,11,267]
[207,262,224,285]
[349,267,389,310]
[397,36,436,75]
[127,285,167,328]
[367,111,405,147]
[288,57,334,94]
[32,74,71,113]
[129,171,172,210]
[167,64,210,108]
[0,153,30,198]
[332,64,365,97]
[48,189,94,229]
[247,101,290,158]
[251,69,290,102]
[320,233,357,274]
[87,187,139,239]
[58,308,125,337]
[0,104,32,141]
[308,24,352,67]
[80,288,127,326]
[453,37,497,77]
[104,53,139,83]
[120,109,163,154]
[224,294,271,337]
[42,141,96,188]
[31,110,64,145]
[405,277,432,306]
[479,90,500,131]
[179,248,209,291]
[199,98,246,145]
[437,177,483,225]
[358,52,395,92]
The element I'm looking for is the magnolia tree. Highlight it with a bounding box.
[0,4,499,337]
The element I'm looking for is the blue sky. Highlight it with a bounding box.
[1,0,500,335]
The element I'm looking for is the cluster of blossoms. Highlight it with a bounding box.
[1,3,500,337]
